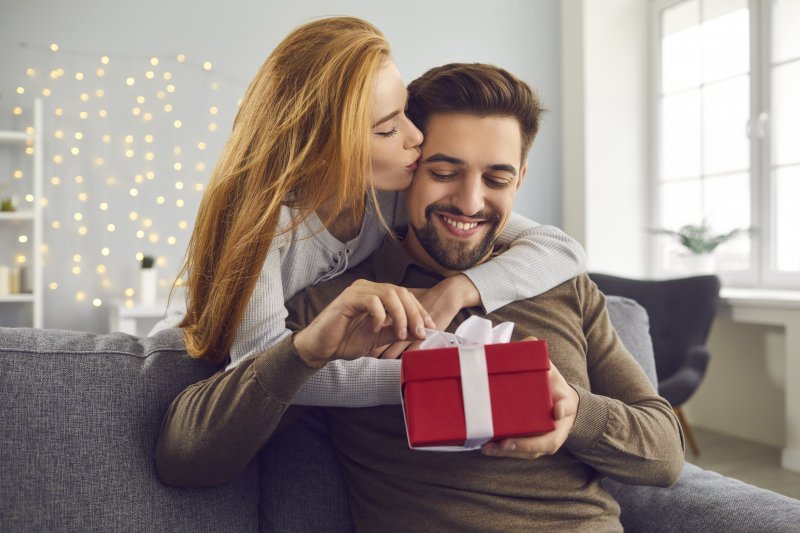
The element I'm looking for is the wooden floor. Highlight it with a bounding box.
[688,427,800,500]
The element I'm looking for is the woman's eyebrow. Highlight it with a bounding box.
[372,110,401,128]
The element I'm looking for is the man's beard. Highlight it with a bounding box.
[410,203,501,271]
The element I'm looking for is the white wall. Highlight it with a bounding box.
[0,0,564,332]
[561,0,649,277]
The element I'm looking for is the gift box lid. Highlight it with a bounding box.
[401,340,550,385]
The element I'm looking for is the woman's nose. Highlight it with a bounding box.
[404,116,424,149]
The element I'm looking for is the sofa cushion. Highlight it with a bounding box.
[0,327,258,532]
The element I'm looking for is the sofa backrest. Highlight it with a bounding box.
[0,327,258,533]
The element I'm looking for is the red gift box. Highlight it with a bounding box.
[401,340,555,448]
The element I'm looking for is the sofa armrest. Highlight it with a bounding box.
[603,462,800,532]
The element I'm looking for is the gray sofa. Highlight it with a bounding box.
[1,296,799,532]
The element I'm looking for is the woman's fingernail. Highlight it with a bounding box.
[416,325,426,338]
[399,328,407,340]
[425,317,436,328]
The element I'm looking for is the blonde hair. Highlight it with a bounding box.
[179,17,390,365]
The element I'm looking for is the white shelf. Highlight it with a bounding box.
[0,98,43,328]
[0,294,34,303]
[0,130,31,143]
[0,211,35,221]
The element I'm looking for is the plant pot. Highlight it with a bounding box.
[681,253,716,275]
[140,268,158,307]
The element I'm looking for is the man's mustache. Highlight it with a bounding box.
[423,204,501,224]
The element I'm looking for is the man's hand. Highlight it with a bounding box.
[480,359,579,459]
[378,274,480,359]
[292,280,435,367]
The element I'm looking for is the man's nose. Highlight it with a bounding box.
[403,116,424,149]
[452,174,484,216]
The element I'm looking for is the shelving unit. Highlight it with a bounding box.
[0,98,43,327]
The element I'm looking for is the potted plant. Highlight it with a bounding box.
[652,221,751,273]
[139,255,158,307]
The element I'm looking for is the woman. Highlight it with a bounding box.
[175,16,585,407]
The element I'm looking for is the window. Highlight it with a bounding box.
[652,0,800,288]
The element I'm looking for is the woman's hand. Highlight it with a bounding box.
[378,274,481,359]
[480,358,579,460]
[292,279,434,367]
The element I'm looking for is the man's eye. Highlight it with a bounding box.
[485,177,511,188]
[429,170,457,180]
[375,128,398,138]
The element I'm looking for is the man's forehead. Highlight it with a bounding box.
[421,113,522,166]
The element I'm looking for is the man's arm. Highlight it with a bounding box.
[482,275,684,487]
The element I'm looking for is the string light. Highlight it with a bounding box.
[8,44,241,318]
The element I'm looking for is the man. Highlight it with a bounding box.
[157,63,684,531]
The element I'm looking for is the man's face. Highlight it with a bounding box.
[404,113,527,274]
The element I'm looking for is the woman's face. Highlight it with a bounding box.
[370,60,423,191]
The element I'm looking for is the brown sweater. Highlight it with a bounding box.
[156,238,684,532]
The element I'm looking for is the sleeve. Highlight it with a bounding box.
[228,227,292,368]
[456,212,586,313]
[155,335,319,487]
[562,276,685,487]
[293,358,402,406]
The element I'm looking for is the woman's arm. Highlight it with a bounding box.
[464,212,586,313]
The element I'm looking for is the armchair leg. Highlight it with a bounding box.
[674,407,700,457]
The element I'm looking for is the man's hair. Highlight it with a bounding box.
[406,63,544,162]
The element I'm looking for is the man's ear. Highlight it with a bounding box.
[516,162,528,191]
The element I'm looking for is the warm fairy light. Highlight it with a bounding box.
[176,199,184,208]
[125,288,134,297]
[197,141,206,150]
[50,70,59,79]
[101,247,110,256]
[177,53,186,62]
[178,220,188,230]
[101,135,111,143]
[25,194,34,202]
[194,183,204,192]
[78,226,88,235]
[40,198,49,207]
[78,193,87,201]
[125,149,135,158]
[25,146,34,155]
[209,106,218,115]
[156,91,165,99]
[76,291,86,302]
[144,134,154,143]
[173,162,182,171]
[195,162,205,171]
[51,221,61,229]
[16,255,27,264]
[74,132,83,140]
[51,177,61,185]
[167,236,176,245]
[50,282,58,290]
[166,84,175,93]
[146,171,155,180]
[54,130,64,139]
[149,233,159,243]
[75,72,84,80]
[136,230,145,239]
[126,77,135,86]
[96,68,105,77]
[99,202,108,211]
[164,104,173,112]
[18,235,29,243]
[101,55,110,64]
[50,43,59,52]
[92,298,102,307]
[145,152,154,161]
[208,122,218,132]
[106,224,116,232]
[129,211,139,220]
[96,265,106,274]
[173,146,181,155]
[156,257,166,267]
[95,157,104,166]
[136,96,145,104]
[134,174,144,183]
[131,107,141,116]
[150,57,159,66]
[125,135,134,143]
[53,155,63,163]
[55,108,64,116]
[143,113,153,121]
[70,147,80,156]
[163,72,173,80]
[14,170,23,179]
[98,109,108,118]
[129,188,138,197]
[211,82,220,90]
[143,218,153,228]
[79,111,88,119]
[42,88,52,97]
[146,71,155,80]
[96,89,104,97]
[26,68,35,76]
[135,252,144,261]
[75,175,84,183]
[74,213,83,221]
[203,61,212,71]
[17,86,25,94]
[72,266,81,275]
[156,196,165,204]
[174,181,184,190]
[80,93,89,101]
[173,119,181,128]
[73,254,82,262]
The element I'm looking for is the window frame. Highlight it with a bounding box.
[649,0,800,289]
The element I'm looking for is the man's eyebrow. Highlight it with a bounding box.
[424,153,518,176]
[423,153,465,165]
[372,110,401,128]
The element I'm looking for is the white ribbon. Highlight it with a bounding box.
[416,316,514,450]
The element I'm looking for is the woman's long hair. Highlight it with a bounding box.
[178,17,390,365]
